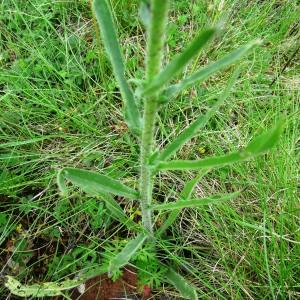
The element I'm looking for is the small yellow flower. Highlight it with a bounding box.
[135,210,142,216]
[16,224,23,234]
[198,147,206,154]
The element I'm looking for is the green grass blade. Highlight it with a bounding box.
[108,233,147,276]
[164,40,260,99]
[152,192,239,211]
[99,193,139,232]
[156,169,209,236]
[0,135,61,149]
[165,268,198,300]
[143,28,216,97]
[157,68,240,162]
[179,170,210,199]
[60,168,139,199]
[156,122,283,171]
[93,0,141,134]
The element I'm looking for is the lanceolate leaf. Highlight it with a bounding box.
[4,264,108,297]
[165,268,198,300]
[4,276,84,297]
[143,28,216,97]
[60,168,139,199]
[93,0,141,134]
[164,40,261,99]
[108,233,147,276]
[156,170,209,236]
[152,192,239,211]
[156,122,283,171]
[157,68,240,162]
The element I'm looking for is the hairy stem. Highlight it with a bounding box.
[140,0,169,234]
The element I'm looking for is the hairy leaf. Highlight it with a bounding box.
[4,276,83,297]
[93,0,141,134]
[165,268,198,300]
[143,28,216,97]
[164,40,261,99]
[60,168,139,199]
[156,122,283,171]
[152,192,239,211]
[108,233,147,276]
[156,68,240,162]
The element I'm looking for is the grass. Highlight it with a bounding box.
[0,0,299,298]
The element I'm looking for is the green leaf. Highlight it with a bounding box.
[157,152,247,171]
[57,169,139,231]
[60,168,139,199]
[245,121,283,154]
[156,122,283,171]
[143,28,216,97]
[156,68,241,163]
[93,0,141,134]
[108,233,147,276]
[152,192,239,211]
[4,276,84,297]
[165,268,198,300]
[164,40,261,99]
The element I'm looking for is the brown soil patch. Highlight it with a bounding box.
[68,267,142,300]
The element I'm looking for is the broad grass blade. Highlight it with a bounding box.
[60,168,139,199]
[164,40,260,99]
[143,28,216,97]
[156,122,283,171]
[152,192,239,211]
[165,268,198,300]
[93,0,141,134]
[108,233,147,276]
[157,68,240,162]
[156,170,209,236]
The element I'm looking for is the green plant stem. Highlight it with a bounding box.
[139,0,169,234]
[140,99,158,234]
